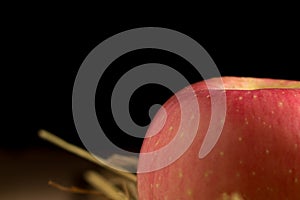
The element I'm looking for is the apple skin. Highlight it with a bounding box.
[137,77,300,200]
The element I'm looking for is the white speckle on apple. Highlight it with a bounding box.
[266,186,274,192]
[253,94,258,99]
[186,188,193,196]
[265,149,270,155]
[244,118,249,125]
[258,116,261,121]
[220,118,225,124]
[219,192,244,200]
[204,170,213,178]
[179,132,184,138]
[278,101,283,107]
[268,125,272,128]
[252,171,256,176]
[238,96,243,100]
[158,175,162,181]
[178,169,183,178]
[190,114,195,120]
[271,110,275,114]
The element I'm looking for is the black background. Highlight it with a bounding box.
[3,13,300,152]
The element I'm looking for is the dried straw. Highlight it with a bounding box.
[38,129,138,200]
[38,130,136,182]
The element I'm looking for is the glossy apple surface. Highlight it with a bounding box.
[137,77,300,200]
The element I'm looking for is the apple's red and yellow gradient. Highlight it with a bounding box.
[138,77,300,200]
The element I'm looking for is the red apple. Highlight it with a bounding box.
[137,77,300,200]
